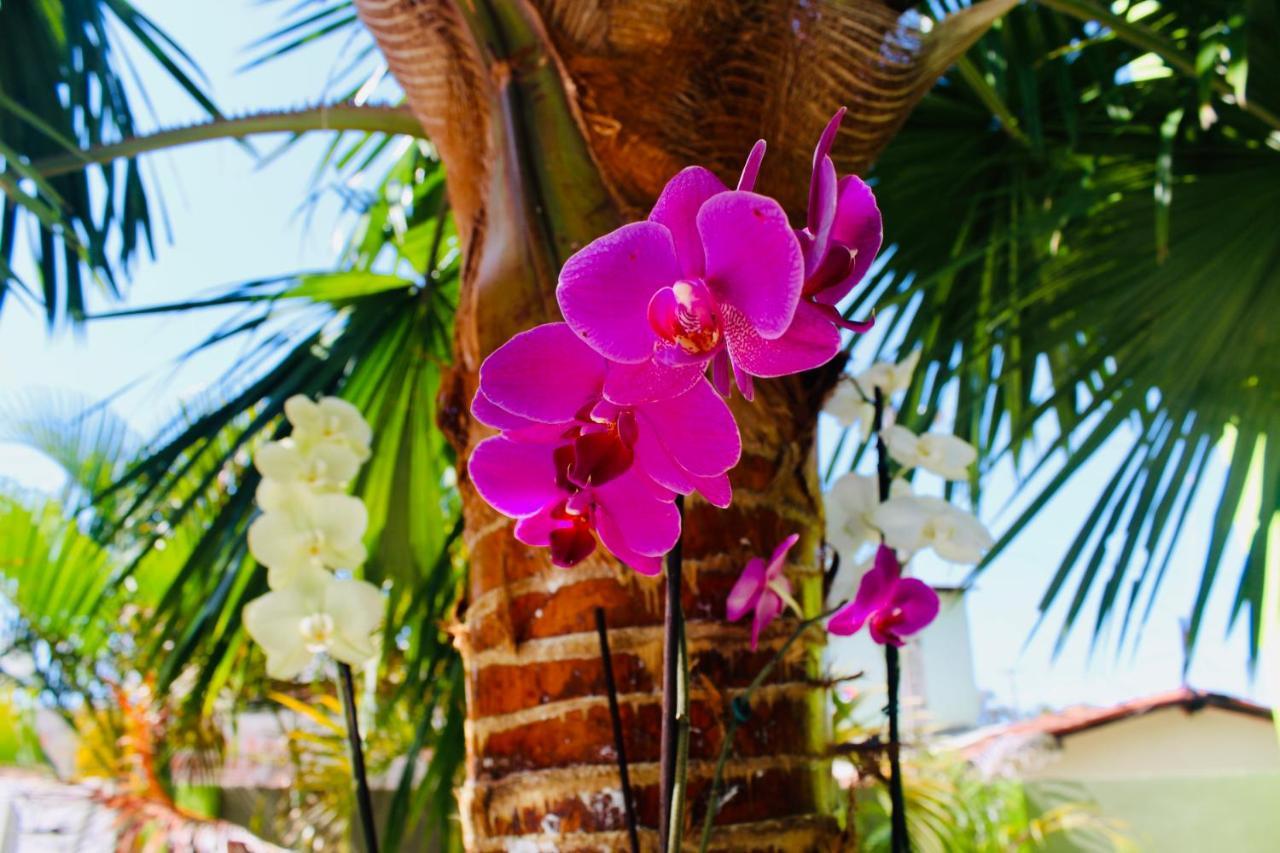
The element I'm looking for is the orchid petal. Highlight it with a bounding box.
[750,591,784,651]
[594,470,680,557]
[737,140,766,192]
[722,300,841,378]
[726,557,767,622]
[698,191,803,339]
[602,359,703,406]
[817,175,883,305]
[637,378,740,477]
[558,222,680,363]
[468,436,563,519]
[648,166,728,277]
[479,323,606,423]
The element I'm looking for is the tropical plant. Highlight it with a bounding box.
[3,0,1277,848]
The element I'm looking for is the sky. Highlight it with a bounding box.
[0,2,1265,716]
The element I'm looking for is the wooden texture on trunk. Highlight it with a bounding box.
[352,0,1016,847]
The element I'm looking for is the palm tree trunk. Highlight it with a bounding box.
[353,1,1013,847]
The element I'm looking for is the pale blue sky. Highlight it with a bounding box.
[0,2,1262,715]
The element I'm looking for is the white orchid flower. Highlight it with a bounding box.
[255,438,361,498]
[284,395,372,462]
[824,380,876,436]
[826,473,879,557]
[243,574,384,680]
[826,473,913,557]
[871,495,993,564]
[248,492,369,588]
[854,350,921,397]
[882,425,976,481]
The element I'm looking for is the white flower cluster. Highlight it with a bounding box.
[243,396,384,680]
[824,352,994,582]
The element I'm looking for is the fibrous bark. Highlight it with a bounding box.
[353,0,1014,848]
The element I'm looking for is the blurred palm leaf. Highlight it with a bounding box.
[837,0,1280,659]
[0,0,219,324]
[86,140,466,849]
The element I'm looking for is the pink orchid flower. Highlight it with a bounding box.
[796,108,882,334]
[472,323,740,507]
[556,145,839,404]
[827,545,938,646]
[469,435,679,574]
[726,533,801,650]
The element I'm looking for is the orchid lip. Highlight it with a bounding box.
[647,279,723,357]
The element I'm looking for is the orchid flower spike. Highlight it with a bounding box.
[827,545,938,646]
[882,425,977,481]
[255,438,360,498]
[795,109,882,334]
[855,350,920,398]
[727,534,802,650]
[557,145,839,403]
[826,473,912,559]
[243,573,384,680]
[247,491,369,588]
[871,496,994,565]
[284,395,373,462]
[823,377,878,438]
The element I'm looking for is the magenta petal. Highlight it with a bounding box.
[827,560,892,636]
[818,175,883,305]
[766,533,800,580]
[887,578,940,636]
[602,359,704,406]
[813,108,847,170]
[689,472,732,508]
[594,470,680,557]
[637,378,740,477]
[737,140,766,192]
[722,301,841,378]
[806,156,838,268]
[751,591,784,651]
[479,323,606,422]
[648,167,728,277]
[711,349,732,396]
[514,508,554,546]
[471,390,539,432]
[468,437,562,518]
[558,222,680,363]
[699,191,803,340]
[726,558,766,622]
[732,361,755,402]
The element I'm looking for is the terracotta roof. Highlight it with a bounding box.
[957,687,1272,762]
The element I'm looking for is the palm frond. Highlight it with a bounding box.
[835,0,1280,660]
[0,0,219,325]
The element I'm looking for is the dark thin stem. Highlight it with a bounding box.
[596,608,641,853]
[659,494,686,852]
[874,389,909,853]
[698,609,834,852]
[338,662,381,853]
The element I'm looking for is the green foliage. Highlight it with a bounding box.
[855,751,1134,852]
[839,0,1280,659]
[0,0,218,324]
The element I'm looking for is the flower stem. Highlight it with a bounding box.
[338,662,380,853]
[874,388,910,853]
[697,610,831,852]
[595,607,641,853]
[659,494,687,852]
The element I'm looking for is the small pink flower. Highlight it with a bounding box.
[827,545,938,646]
[795,108,882,334]
[726,534,801,650]
[557,146,839,403]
